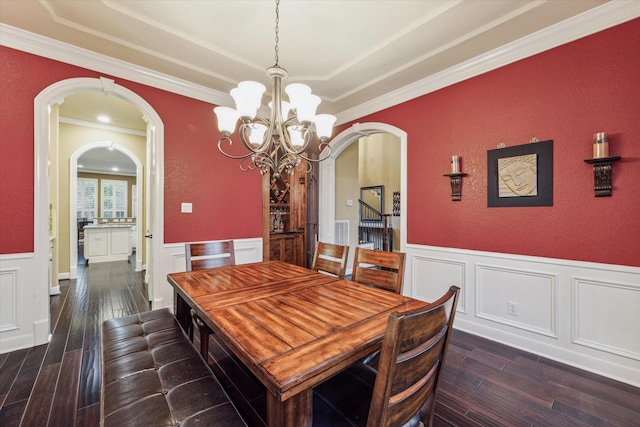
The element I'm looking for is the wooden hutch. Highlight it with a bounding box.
[262,167,307,267]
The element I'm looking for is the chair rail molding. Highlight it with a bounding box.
[405,243,640,388]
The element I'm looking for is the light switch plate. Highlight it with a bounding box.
[181,202,192,213]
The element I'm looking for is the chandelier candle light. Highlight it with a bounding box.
[215,0,336,178]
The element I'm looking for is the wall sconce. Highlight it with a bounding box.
[443,155,467,201]
[584,132,620,197]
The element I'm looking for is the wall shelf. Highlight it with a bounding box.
[443,172,467,201]
[584,156,621,197]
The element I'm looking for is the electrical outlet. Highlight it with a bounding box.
[508,301,518,316]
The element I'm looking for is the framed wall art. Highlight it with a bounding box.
[487,139,553,207]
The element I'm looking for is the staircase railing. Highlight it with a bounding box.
[358,200,393,251]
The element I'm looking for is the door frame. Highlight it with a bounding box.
[70,142,144,275]
[318,122,407,252]
[34,76,164,345]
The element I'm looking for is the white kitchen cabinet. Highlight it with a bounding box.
[84,225,132,263]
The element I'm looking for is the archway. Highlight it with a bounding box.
[70,142,144,275]
[318,121,407,254]
[33,76,164,345]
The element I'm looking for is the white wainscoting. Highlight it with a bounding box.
[153,237,263,311]
[0,253,50,353]
[405,244,640,387]
[3,239,638,388]
[0,238,263,354]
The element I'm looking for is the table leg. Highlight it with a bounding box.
[266,389,313,427]
[173,291,192,335]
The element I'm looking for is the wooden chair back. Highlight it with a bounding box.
[311,241,349,278]
[351,247,405,293]
[367,286,460,427]
[185,241,235,271]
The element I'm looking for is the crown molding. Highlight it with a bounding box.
[2,1,639,125]
[59,117,147,136]
[77,168,136,177]
[0,23,230,107]
[336,1,640,125]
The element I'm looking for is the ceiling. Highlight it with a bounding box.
[1,0,613,114]
[0,0,621,172]
[77,145,138,177]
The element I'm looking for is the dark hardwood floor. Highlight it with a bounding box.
[0,250,149,427]
[1,251,638,426]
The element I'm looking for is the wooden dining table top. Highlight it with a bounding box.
[167,260,426,408]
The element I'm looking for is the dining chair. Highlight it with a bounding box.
[184,240,235,360]
[314,285,460,427]
[351,247,406,294]
[185,240,236,272]
[311,241,350,279]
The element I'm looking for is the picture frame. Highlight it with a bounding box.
[487,140,553,207]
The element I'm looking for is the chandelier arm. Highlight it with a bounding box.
[251,152,277,174]
[278,154,312,175]
[217,135,263,161]
[299,139,333,164]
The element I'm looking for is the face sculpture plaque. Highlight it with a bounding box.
[497,154,538,197]
[487,139,552,207]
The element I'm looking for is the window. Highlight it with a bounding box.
[101,179,128,218]
[77,178,98,219]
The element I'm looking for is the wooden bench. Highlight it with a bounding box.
[100,308,247,426]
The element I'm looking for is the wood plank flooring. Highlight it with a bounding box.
[0,252,149,427]
[1,253,638,426]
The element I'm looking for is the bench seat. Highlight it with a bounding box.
[101,308,246,426]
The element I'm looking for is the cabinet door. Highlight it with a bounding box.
[270,236,283,261]
[111,228,132,255]
[282,235,297,264]
[87,229,108,257]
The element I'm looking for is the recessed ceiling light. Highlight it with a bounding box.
[78,164,84,168]
[97,115,111,123]
[112,167,119,171]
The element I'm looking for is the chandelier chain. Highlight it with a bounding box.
[274,0,280,66]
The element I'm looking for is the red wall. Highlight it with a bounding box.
[345,19,640,267]
[0,46,262,254]
[2,19,639,266]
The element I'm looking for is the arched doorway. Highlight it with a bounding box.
[318,121,407,263]
[70,142,144,275]
[33,77,164,345]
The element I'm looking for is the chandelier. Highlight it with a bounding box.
[214,0,336,179]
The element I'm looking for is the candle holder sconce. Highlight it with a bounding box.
[443,172,467,201]
[584,132,621,197]
[584,156,621,197]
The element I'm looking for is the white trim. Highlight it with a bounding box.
[33,77,164,347]
[59,116,146,136]
[405,244,640,387]
[1,2,638,123]
[319,122,407,255]
[70,141,143,276]
[335,1,640,124]
[0,24,230,107]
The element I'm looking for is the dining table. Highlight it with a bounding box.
[167,260,426,427]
